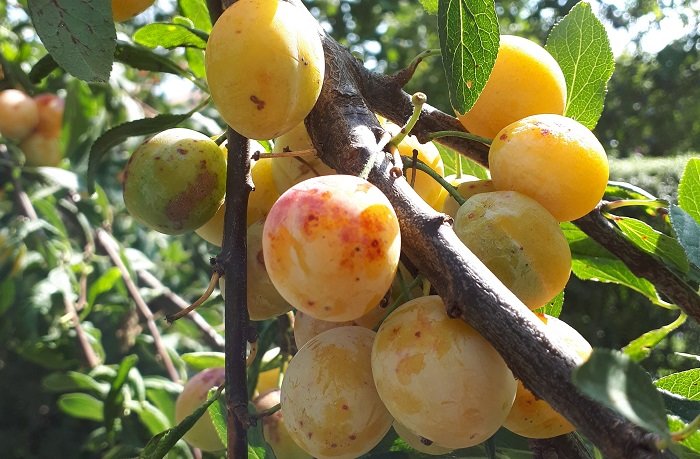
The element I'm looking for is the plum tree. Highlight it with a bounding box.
[281,326,393,458]
[175,367,225,452]
[456,35,567,139]
[504,314,593,438]
[453,191,571,309]
[111,0,155,22]
[123,128,227,234]
[489,114,609,221]
[371,295,517,449]
[262,174,401,322]
[253,389,313,459]
[0,89,39,141]
[205,0,324,140]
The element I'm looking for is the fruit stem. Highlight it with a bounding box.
[252,402,281,420]
[165,272,220,323]
[670,414,700,442]
[389,92,427,147]
[401,155,465,206]
[601,198,670,214]
[427,130,492,145]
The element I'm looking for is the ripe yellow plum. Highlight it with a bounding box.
[112,0,155,22]
[392,421,453,456]
[20,131,62,167]
[371,295,516,449]
[293,305,386,349]
[489,114,609,221]
[263,175,400,322]
[33,93,64,138]
[504,314,593,438]
[0,89,39,141]
[195,144,279,246]
[219,219,292,320]
[271,121,335,194]
[282,326,393,458]
[175,367,225,452]
[205,0,324,140]
[453,191,571,309]
[456,35,567,139]
[439,174,495,218]
[123,128,227,234]
[254,389,313,459]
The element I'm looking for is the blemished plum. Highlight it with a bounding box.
[456,35,567,139]
[123,128,227,235]
[453,191,571,310]
[205,0,324,140]
[371,295,516,449]
[489,114,609,222]
[174,367,225,452]
[263,175,400,322]
[254,389,313,459]
[281,326,393,458]
[504,314,593,438]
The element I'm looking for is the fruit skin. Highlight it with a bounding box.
[456,35,567,139]
[293,306,386,349]
[112,0,155,22]
[263,175,401,322]
[489,114,609,222]
[0,89,39,141]
[205,0,324,140]
[33,93,64,138]
[504,314,593,439]
[175,367,225,452]
[253,389,313,459]
[453,191,571,310]
[439,174,495,218]
[282,326,393,459]
[20,131,62,167]
[123,128,227,235]
[392,421,453,456]
[371,295,516,449]
[219,218,292,321]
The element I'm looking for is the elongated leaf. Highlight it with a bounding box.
[115,41,191,77]
[670,205,700,269]
[438,0,499,115]
[572,257,662,305]
[679,158,700,224]
[87,111,195,194]
[140,388,222,459]
[104,355,139,432]
[622,313,687,362]
[134,23,207,49]
[248,401,276,458]
[669,416,700,454]
[613,216,690,273]
[656,369,700,401]
[207,393,228,448]
[27,0,115,82]
[660,391,700,424]
[181,352,225,371]
[42,371,109,395]
[28,54,60,83]
[0,277,15,317]
[135,400,172,435]
[419,0,438,14]
[435,143,489,179]
[545,2,614,129]
[535,291,564,318]
[572,349,669,437]
[58,393,104,422]
[87,267,122,307]
[179,0,213,32]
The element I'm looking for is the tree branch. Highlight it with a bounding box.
[529,434,594,459]
[305,28,673,459]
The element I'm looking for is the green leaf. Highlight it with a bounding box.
[104,355,139,432]
[185,48,206,79]
[545,1,614,129]
[0,276,16,317]
[670,205,700,269]
[572,348,670,437]
[613,216,690,273]
[115,41,192,77]
[134,23,208,50]
[27,0,116,82]
[87,111,195,194]
[179,0,213,32]
[42,371,109,395]
[435,143,489,179]
[535,291,564,318]
[571,257,663,305]
[419,0,438,14]
[28,54,60,83]
[248,401,276,458]
[57,393,104,422]
[181,352,225,371]
[660,391,700,424]
[679,158,700,224]
[207,391,228,449]
[656,369,700,401]
[438,0,499,115]
[135,400,172,435]
[669,416,700,454]
[622,313,687,362]
[140,388,222,459]
[87,267,122,308]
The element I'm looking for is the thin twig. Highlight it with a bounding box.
[62,291,100,369]
[96,228,180,383]
[166,272,220,323]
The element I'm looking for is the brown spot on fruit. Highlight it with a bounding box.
[250,95,266,110]
[165,170,218,224]
[500,134,508,141]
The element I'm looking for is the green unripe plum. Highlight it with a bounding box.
[254,389,313,459]
[457,35,567,139]
[205,0,324,140]
[489,114,609,222]
[0,89,39,141]
[263,175,401,322]
[282,326,393,458]
[123,128,227,235]
[372,295,516,449]
[175,367,225,452]
[453,191,571,309]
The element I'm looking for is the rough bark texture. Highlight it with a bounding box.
[304,28,678,459]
